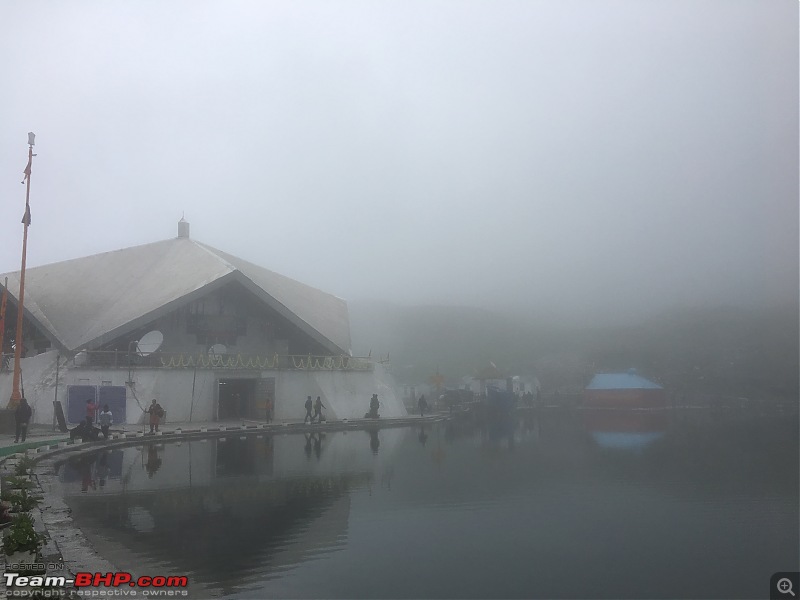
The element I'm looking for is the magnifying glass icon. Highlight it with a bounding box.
[777,578,796,597]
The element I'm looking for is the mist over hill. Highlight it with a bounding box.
[348,300,799,402]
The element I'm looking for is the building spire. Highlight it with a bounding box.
[178,215,190,238]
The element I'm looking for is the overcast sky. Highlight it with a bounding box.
[1,0,797,322]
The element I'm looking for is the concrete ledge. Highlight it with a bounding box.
[0,415,445,475]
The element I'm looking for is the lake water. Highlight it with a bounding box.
[54,409,799,599]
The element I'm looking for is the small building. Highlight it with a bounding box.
[466,365,540,398]
[0,220,405,425]
[583,369,666,408]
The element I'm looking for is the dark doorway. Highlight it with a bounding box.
[217,378,256,421]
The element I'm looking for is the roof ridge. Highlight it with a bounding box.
[1,273,64,349]
[4,234,350,354]
[196,241,347,302]
[189,239,238,274]
[0,238,177,278]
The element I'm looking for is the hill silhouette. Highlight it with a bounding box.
[349,301,798,402]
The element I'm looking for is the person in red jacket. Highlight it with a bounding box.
[86,398,97,423]
[148,398,164,433]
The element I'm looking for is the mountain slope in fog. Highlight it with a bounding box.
[348,300,798,401]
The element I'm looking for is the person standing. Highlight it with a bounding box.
[148,398,164,433]
[313,396,325,423]
[265,396,273,424]
[304,396,314,424]
[367,393,380,419]
[86,398,97,423]
[98,404,113,440]
[14,397,32,443]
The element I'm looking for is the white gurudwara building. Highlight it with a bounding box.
[0,219,404,426]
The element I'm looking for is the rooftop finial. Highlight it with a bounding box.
[178,216,190,238]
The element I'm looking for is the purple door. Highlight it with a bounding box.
[67,385,97,424]
[98,386,128,426]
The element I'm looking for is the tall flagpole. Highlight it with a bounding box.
[9,132,35,409]
[0,278,8,368]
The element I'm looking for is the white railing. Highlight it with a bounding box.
[66,351,373,371]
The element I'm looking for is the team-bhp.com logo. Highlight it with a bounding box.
[3,572,189,597]
[74,573,188,590]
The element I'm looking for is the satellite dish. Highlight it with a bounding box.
[209,343,227,355]
[137,330,164,356]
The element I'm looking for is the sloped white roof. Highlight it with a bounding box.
[1,237,350,354]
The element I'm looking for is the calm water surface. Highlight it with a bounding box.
[55,410,799,599]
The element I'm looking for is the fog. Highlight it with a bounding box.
[1,1,797,322]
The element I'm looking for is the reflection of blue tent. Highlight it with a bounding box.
[591,431,665,451]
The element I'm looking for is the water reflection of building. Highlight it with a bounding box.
[582,370,668,450]
[583,410,668,450]
[56,431,402,596]
[69,475,360,597]
[0,219,405,426]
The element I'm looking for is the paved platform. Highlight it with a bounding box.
[0,425,70,457]
[0,414,434,458]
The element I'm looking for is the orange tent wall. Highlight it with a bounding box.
[583,387,667,408]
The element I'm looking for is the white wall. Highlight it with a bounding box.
[273,363,405,421]
[0,350,60,426]
[6,358,406,425]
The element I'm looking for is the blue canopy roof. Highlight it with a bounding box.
[586,370,663,390]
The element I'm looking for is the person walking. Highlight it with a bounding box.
[148,398,164,433]
[98,404,113,440]
[304,396,314,424]
[14,397,32,443]
[313,396,325,423]
[418,394,428,417]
